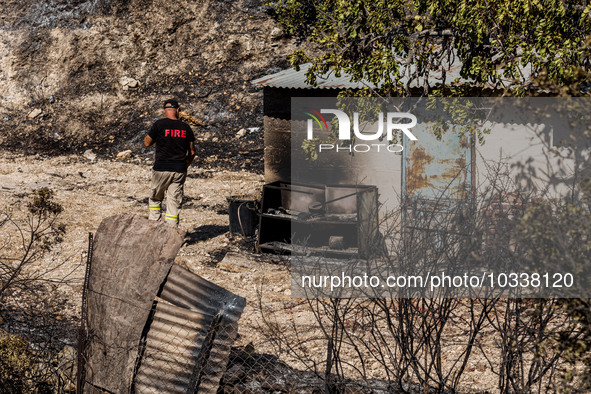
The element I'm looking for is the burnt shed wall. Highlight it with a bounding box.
[263,87,341,182]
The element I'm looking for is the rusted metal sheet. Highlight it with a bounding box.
[85,214,185,394]
[403,126,471,200]
[133,265,246,393]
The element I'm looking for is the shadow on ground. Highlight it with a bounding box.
[220,346,396,393]
[184,224,228,245]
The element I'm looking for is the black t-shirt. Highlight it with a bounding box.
[148,118,195,172]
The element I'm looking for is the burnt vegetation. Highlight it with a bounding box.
[0,189,80,391]
[0,0,295,172]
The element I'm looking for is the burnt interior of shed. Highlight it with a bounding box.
[257,181,379,259]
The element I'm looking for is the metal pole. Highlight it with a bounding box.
[77,232,93,393]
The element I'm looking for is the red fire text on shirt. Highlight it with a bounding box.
[164,129,187,138]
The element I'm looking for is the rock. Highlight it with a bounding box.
[235,128,247,138]
[83,149,96,162]
[174,256,192,269]
[116,150,132,160]
[172,85,185,94]
[24,181,51,189]
[212,137,219,142]
[218,252,252,273]
[49,95,55,104]
[119,76,139,89]
[27,108,42,119]
[270,26,284,40]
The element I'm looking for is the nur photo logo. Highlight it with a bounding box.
[305,108,418,153]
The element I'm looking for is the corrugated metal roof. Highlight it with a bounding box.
[133,264,246,394]
[252,63,373,89]
[252,60,532,90]
[252,63,372,90]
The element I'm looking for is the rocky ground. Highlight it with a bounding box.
[0,149,278,310]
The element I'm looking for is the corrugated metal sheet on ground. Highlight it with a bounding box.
[133,264,246,394]
[84,214,185,394]
[133,300,208,393]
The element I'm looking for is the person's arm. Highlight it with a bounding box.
[144,134,154,147]
[145,122,159,147]
[186,141,196,168]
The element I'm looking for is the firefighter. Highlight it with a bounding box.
[144,99,196,226]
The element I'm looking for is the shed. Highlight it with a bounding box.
[251,60,522,184]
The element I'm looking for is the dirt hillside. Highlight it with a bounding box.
[0,0,298,171]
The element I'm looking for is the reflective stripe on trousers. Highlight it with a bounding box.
[148,170,186,226]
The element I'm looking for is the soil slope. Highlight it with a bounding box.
[0,0,297,171]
